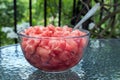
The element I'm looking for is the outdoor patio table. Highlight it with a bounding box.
[0,39,120,80]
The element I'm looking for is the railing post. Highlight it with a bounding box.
[29,0,32,26]
[44,0,47,26]
[13,0,17,43]
[58,0,62,26]
[73,0,76,16]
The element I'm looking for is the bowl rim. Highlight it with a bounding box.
[17,27,90,39]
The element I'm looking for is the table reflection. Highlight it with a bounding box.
[28,70,81,80]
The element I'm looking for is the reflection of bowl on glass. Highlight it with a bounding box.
[17,25,90,72]
[28,70,81,80]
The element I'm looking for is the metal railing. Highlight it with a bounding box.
[13,0,77,44]
[1,0,120,47]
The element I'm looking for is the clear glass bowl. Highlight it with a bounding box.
[17,27,90,73]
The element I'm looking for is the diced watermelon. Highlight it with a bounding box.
[20,24,89,72]
[25,45,35,54]
[53,31,63,37]
[58,51,70,61]
[21,40,27,51]
[66,39,78,53]
[47,24,55,32]
[63,25,72,32]
[36,47,51,63]
[39,39,49,46]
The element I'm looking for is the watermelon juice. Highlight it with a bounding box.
[17,24,90,72]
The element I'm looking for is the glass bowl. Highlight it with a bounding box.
[17,26,90,73]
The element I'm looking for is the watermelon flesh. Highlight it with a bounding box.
[18,25,89,72]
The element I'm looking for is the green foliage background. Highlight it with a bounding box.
[0,0,120,46]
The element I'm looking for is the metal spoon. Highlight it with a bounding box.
[74,3,100,29]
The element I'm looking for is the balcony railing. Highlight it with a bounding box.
[1,0,119,47]
[13,0,78,44]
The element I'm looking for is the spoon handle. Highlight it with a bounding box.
[74,3,100,29]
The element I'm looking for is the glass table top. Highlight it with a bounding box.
[0,39,120,80]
